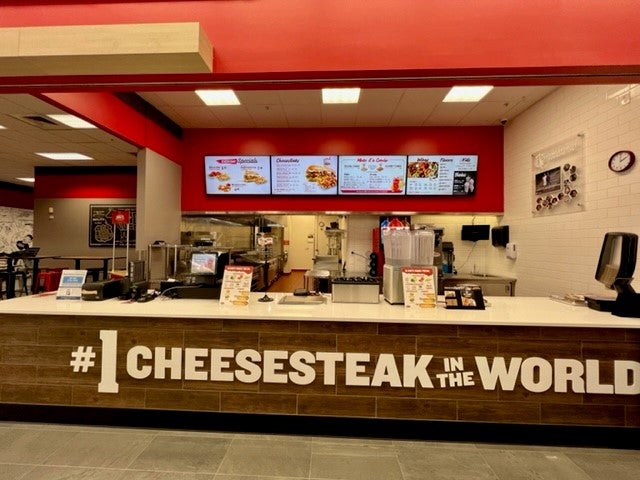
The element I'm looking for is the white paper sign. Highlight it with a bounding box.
[402,266,437,308]
[219,265,253,306]
[56,269,88,300]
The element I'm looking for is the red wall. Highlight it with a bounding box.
[181,127,503,213]
[1,0,639,87]
[0,182,34,209]
[40,92,182,164]
[34,168,137,199]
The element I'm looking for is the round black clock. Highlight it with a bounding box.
[608,150,635,173]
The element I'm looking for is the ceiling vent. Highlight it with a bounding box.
[11,114,68,130]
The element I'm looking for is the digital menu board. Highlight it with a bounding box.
[338,155,407,195]
[204,156,271,195]
[406,155,478,195]
[271,155,338,195]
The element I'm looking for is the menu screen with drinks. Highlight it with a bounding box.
[337,155,407,195]
[204,156,271,194]
[406,155,478,195]
[271,155,338,195]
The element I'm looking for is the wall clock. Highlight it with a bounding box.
[608,150,635,173]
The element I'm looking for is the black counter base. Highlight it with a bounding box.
[1,403,637,450]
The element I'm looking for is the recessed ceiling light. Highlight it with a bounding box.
[443,86,494,102]
[195,89,241,105]
[46,114,96,128]
[322,87,361,104]
[36,152,94,160]
[16,177,35,183]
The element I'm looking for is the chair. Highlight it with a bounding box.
[0,262,28,299]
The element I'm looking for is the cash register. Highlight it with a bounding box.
[161,251,229,299]
[585,232,639,318]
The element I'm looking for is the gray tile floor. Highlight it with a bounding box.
[0,421,638,480]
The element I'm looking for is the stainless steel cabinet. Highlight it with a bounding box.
[442,275,516,296]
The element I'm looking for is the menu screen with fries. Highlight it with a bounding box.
[205,156,271,194]
[271,155,338,195]
[406,155,478,195]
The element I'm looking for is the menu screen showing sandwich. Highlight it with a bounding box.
[271,155,338,195]
[406,155,478,195]
[204,156,271,194]
[338,155,407,195]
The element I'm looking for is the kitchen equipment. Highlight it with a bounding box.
[331,276,380,304]
[442,241,455,273]
[382,228,436,304]
[383,264,404,304]
[411,229,435,266]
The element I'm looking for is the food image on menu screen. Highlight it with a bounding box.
[338,155,407,195]
[204,156,271,194]
[271,155,338,195]
[406,155,478,195]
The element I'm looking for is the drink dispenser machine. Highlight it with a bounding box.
[382,228,435,304]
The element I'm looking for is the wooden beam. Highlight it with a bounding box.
[0,23,213,76]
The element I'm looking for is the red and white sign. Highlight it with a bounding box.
[110,210,130,225]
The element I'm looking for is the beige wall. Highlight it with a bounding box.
[33,197,133,269]
[136,148,182,252]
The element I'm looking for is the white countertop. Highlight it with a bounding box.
[1,292,638,329]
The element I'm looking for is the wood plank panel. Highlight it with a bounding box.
[376,397,457,420]
[541,403,625,426]
[0,23,213,76]
[458,400,540,423]
[72,385,145,408]
[221,392,296,414]
[2,384,72,405]
[146,388,220,411]
[298,394,376,417]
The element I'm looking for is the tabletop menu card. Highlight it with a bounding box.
[401,266,437,308]
[406,155,478,195]
[338,155,407,195]
[56,269,87,300]
[271,155,338,194]
[219,265,253,306]
[204,156,271,194]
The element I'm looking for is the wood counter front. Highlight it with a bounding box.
[0,293,638,434]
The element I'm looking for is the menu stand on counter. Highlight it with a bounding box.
[257,232,274,302]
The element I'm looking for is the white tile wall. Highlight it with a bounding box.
[496,85,640,296]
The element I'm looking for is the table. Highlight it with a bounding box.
[54,255,125,281]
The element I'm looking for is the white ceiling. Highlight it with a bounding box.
[0,85,558,186]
